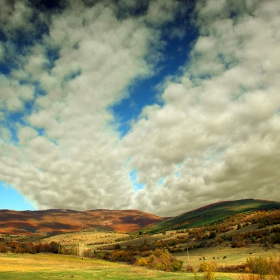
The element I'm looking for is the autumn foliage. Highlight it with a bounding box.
[2,240,59,254]
[135,249,183,272]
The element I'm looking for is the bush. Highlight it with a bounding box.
[0,243,7,253]
[218,263,246,273]
[209,232,216,239]
[49,241,59,253]
[245,256,280,279]
[110,250,136,263]
[199,262,217,280]
[135,249,183,272]
[136,257,148,266]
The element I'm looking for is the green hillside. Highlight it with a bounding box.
[140,199,280,234]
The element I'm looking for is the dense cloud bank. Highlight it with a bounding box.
[0,0,279,216]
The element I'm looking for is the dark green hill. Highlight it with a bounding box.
[140,199,280,234]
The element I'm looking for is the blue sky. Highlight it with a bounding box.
[0,182,35,210]
[0,0,280,216]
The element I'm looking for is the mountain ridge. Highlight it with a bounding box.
[139,198,280,234]
[1,198,280,235]
[0,208,164,234]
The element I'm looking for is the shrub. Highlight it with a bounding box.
[135,249,183,272]
[49,241,59,254]
[199,262,217,280]
[231,241,246,248]
[209,232,216,239]
[136,257,148,266]
[245,256,280,279]
[110,250,136,263]
[0,243,7,253]
[218,263,246,273]
[26,243,37,254]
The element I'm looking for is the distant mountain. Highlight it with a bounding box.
[2,199,280,236]
[140,199,280,234]
[0,209,164,235]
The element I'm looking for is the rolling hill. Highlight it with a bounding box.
[0,209,164,234]
[139,199,280,234]
[1,199,280,236]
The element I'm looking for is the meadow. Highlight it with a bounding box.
[44,231,129,247]
[175,244,280,268]
[0,253,233,279]
[2,200,280,279]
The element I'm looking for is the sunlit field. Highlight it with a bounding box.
[44,231,129,246]
[0,253,187,279]
[0,253,235,280]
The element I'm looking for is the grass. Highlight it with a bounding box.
[141,199,280,234]
[175,244,280,269]
[0,253,245,279]
[43,231,129,247]
[0,253,199,279]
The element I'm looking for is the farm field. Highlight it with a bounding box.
[0,253,233,279]
[43,231,129,246]
[174,244,280,269]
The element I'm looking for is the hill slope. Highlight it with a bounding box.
[140,199,280,234]
[0,209,164,234]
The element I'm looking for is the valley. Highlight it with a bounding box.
[1,199,280,278]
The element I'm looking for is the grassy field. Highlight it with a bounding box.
[175,244,280,269]
[0,253,236,279]
[43,231,129,246]
[141,199,280,234]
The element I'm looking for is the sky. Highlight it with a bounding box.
[0,0,280,217]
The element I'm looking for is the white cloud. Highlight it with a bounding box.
[0,0,181,213]
[0,75,35,112]
[0,43,4,62]
[18,127,38,145]
[124,0,280,215]
[0,0,280,217]
[0,0,38,46]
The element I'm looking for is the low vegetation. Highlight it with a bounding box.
[1,199,280,279]
[0,240,59,254]
[140,199,280,234]
[135,249,183,272]
[0,253,189,280]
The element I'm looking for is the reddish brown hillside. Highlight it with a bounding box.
[0,209,164,235]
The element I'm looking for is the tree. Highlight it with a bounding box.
[0,243,7,253]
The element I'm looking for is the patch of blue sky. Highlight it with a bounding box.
[0,182,36,211]
[157,178,165,186]
[110,17,198,137]
[44,47,60,72]
[217,52,239,70]
[0,27,52,143]
[0,63,10,75]
[230,86,247,102]
[130,169,145,191]
[0,83,48,144]
[0,31,46,76]
[122,157,131,168]
[63,69,82,83]
[33,82,48,97]
[2,111,25,143]
[174,162,183,178]
[206,148,227,161]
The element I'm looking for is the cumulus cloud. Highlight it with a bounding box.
[0,0,279,216]
[0,75,35,112]
[124,0,280,215]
